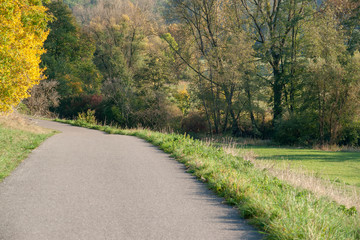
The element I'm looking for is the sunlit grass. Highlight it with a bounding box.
[242,146,360,187]
[0,114,54,181]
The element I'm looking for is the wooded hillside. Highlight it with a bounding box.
[6,0,360,146]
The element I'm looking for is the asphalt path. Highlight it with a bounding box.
[0,120,263,240]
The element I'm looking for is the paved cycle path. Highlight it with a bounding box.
[0,120,262,240]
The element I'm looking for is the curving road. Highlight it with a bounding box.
[0,120,263,240]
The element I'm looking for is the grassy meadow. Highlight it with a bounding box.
[57,118,360,240]
[0,114,54,181]
[243,146,360,187]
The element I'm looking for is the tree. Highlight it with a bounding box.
[326,0,360,54]
[63,0,96,9]
[275,4,360,145]
[0,0,51,112]
[41,0,102,97]
[301,7,360,144]
[76,0,180,129]
[233,0,315,123]
[164,0,257,135]
[81,1,146,127]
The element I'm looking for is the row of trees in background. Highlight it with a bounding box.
[163,0,360,145]
[21,0,360,146]
[36,0,181,130]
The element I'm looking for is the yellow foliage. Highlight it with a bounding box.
[174,87,190,115]
[121,14,130,22]
[177,88,190,101]
[0,0,51,112]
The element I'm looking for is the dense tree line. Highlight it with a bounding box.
[24,0,360,146]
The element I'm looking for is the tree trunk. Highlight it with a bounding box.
[318,89,325,145]
[223,86,240,136]
[222,106,229,133]
[230,108,240,137]
[245,83,259,137]
[222,85,235,133]
[273,66,283,125]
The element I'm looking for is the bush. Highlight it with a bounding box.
[23,80,60,117]
[77,109,97,125]
[131,101,181,131]
[181,112,207,134]
[275,114,318,146]
[16,102,30,115]
[55,94,103,119]
[338,122,360,146]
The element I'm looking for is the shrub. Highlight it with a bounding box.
[102,104,128,127]
[275,114,318,145]
[16,103,30,115]
[23,80,60,117]
[181,111,207,134]
[76,109,97,125]
[134,100,183,131]
[338,122,360,146]
[55,94,103,119]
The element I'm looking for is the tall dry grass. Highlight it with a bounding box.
[203,136,271,147]
[0,112,51,134]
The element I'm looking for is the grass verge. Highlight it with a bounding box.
[0,113,54,181]
[56,119,360,240]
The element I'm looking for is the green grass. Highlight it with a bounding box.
[242,146,360,187]
[56,118,360,240]
[0,125,53,181]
